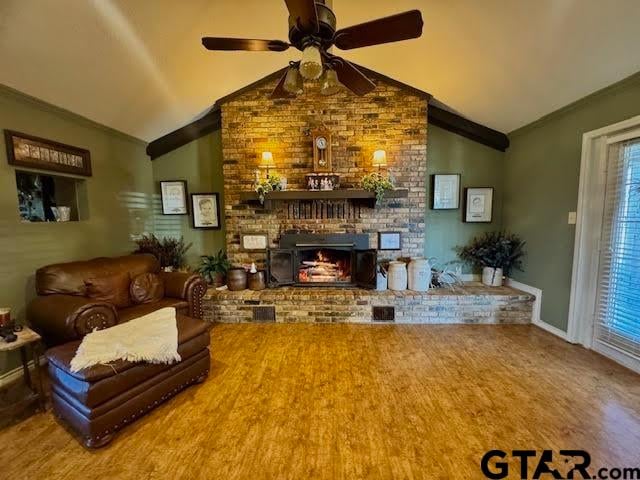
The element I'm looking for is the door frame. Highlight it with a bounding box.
[567,115,640,371]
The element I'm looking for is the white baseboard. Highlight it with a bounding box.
[0,357,47,389]
[505,278,569,342]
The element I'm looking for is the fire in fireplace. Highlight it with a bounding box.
[267,233,377,288]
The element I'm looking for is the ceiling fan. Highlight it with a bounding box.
[202,0,423,98]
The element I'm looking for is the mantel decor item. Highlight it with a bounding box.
[311,128,332,172]
[254,174,282,204]
[305,173,339,191]
[464,187,494,223]
[191,193,221,229]
[431,174,460,210]
[378,232,401,251]
[362,172,394,205]
[456,231,526,287]
[4,130,92,176]
[160,180,188,215]
[227,268,248,291]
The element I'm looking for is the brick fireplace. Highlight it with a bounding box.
[220,74,428,267]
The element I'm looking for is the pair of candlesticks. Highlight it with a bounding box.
[0,308,22,343]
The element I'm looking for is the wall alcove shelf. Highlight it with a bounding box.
[239,188,409,210]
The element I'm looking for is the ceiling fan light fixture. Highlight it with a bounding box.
[283,66,304,95]
[320,69,342,96]
[299,44,323,80]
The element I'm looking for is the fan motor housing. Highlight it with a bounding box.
[288,2,337,50]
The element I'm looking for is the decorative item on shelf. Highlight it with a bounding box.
[0,308,18,343]
[4,130,92,176]
[247,263,267,291]
[312,128,332,172]
[372,149,387,172]
[456,231,526,287]
[305,173,340,191]
[378,232,401,251]
[260,151,275,177]
[133,234,193,271]
[160,180,188,215]
[198,250,231,287]
[362,172,394,205]
[241,233,269,251]
[429,261,464,290]
[464,187,494,223]
[387,261,408,291]
[191,192,221,229]
[227,267,248,291]
[408,257,432,292]
[431,174,460,210]
[50,206,71,222]
[376,262,388,291]
[254,173,282,204]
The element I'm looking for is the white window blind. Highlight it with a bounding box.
[594,138,640,358]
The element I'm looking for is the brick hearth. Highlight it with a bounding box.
[204,284,534,324]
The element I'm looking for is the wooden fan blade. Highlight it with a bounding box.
[271,70,294,99]
[334,10,423,50]
[331,58,375,96]
[202,37,290,52]
[285,0,319,33]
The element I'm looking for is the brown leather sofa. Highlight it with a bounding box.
[27,254,211,448]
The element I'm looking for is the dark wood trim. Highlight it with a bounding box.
[428,105,509,152]
[239,188,409,203]
[146,108,221,160]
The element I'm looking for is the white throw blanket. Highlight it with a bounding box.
[70,307,181,373]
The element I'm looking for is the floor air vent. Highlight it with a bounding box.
[252,306,276,322]
[372,306,395,322]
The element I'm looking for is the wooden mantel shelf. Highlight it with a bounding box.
[239,188,409,208]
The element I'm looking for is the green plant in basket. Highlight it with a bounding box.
[362,172,394,205]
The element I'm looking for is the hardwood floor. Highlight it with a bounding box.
[1,324,639,479]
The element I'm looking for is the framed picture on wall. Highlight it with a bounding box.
[160,180,188,215]
[463,187,494,223]
[431,174,460,210]
[378,232,402,251]
[241,233,269,251]
[191,193,221,229]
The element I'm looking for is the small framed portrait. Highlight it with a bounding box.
[241,233,269,251]
[160,180,188,215]
[378,232,402,251]
[464,187,494,223]
[191,193,221,229]
[431,174,460,210]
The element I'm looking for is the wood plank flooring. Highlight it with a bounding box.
[0,324,639,479]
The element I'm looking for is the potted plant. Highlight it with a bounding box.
[362,172,394,205]
[198,250,232,287]
[255,173,283,204]
[456,231,525,286]
[133,234,193,271]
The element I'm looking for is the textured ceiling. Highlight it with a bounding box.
[0,0,639,142]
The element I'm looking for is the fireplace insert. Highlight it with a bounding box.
[267,233,377,288]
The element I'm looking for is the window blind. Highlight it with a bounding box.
[594,138,640,358]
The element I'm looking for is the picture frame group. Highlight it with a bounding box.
[430,174,494,223]
[160,180,221,229]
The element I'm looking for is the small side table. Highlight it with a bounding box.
[0,327,46,414]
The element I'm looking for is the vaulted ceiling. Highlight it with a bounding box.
[1,0,639,142]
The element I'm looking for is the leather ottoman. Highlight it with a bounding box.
[45,314,210,448]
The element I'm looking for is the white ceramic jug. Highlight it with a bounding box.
[408,257,431,292]
[388,261,408,291]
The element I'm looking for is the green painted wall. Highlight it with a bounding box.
[504,72,640,331]
[425,125,504,271]
[0,85,153,375]
[151,131,226,268]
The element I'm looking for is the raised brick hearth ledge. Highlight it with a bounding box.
[203,283,534,324]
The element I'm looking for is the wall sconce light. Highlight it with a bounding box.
[372,149,387,171]
[261,151,275,177]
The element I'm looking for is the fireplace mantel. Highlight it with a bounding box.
[239,188,409,209]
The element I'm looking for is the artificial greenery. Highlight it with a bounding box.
[255,173,283,204]
[456,231,526,275]
[362,172,394,205]
[198,250,232,285]
[133,234,192,269]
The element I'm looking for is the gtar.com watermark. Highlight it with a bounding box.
[480,450,640,479]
